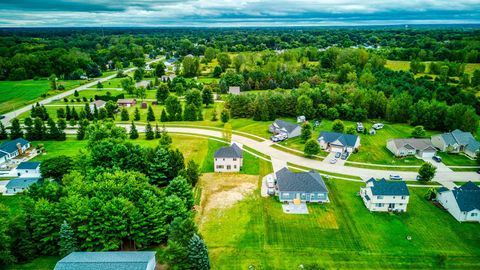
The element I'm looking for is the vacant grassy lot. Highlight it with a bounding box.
[385,60,480,76]
[0,79,86,115]
[200,176,480,269]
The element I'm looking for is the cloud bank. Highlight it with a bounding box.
[1,0,480,27]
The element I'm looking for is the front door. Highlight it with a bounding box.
[388,203,395,210]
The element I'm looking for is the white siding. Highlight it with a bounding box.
[431,135,446,151]
[214,157,243,172]
[437,191,480,222]
[360,187,409,212]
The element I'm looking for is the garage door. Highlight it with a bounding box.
[330,146,344,153]
[421,151,435,158]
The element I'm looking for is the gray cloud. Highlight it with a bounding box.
[0,0,479,26]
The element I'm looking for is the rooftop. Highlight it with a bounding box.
[451,181,480,212]
[16,161,41,170]
[0,138,30,154]
[272,119,300,133]
[276,167,328,193]
[318,131,358,148]
[367,178,410,196]
[389,138,436,151]
[54,251,156,270]
[6,177,41,189]
[214,143,243,158]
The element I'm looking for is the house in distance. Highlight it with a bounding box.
[387,138,437,158]
[317,131,360,153]
[431,129,480,159]
[436,181,480,222]
[360,178,410,212]
[228,86,240,95]
[214,142,243,172]
[269,119,301,139]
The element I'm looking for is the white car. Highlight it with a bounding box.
[266,175,275,188]
[373,123,384,130]
[330,158,337,164]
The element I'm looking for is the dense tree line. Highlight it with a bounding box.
[0,121,207,268]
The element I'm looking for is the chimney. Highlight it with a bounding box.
[16,143,22,155]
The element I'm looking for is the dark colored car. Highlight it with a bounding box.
[0,115,5,120]
[432,156,442,163]
[335,152,341,158]
[341,152,349,160]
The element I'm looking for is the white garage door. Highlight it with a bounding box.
[421,151,435,158]
[331,146,344,153]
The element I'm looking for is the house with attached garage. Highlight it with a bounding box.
[269,119,301,139]
[5,177,42,195]
[15,161,41,178]
[54,251,157,270]
[387,138,437,158]
[0,138,31,165]
[317,131,360,153]
[360,178,410,212]
[214,142,243,172]
[436,181,480,222]
[431,129,480,159]
[275,167,329,203]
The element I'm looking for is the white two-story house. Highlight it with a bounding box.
[214,143,243,172]
[360,178,410,212]
[437,181,480,222]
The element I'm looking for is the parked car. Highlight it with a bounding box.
[330,158,337,164]
[373,123,384,130]
[416,175,423,181]
[335,152,341,158]
[266,175,275,188]
[432,156,442,163]
[390,174,403,181]
[341,152,349,160]
[270,133,288,142]
[0,115,5,120]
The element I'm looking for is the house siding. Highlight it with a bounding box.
[279,191,329,203]
[437,191,480,222]
[431,135,447,151]
[214,157,243,172]
[360,187,409,212]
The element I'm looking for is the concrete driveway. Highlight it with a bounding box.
[323,151,347,166]
[421,157,453,172]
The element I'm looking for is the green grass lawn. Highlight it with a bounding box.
[200,176,480,269]
[6,256,60,270]
[436,152,478,166]
[385,60,480,76]
[0,79,87,115]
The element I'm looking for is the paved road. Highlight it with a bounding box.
[1,58,162,126]
[111,125,480,184]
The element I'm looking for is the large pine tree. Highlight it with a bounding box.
[129,121,139,139]
[59,221,77,256]
[187,233,210,270]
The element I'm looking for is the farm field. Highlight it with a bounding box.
[198,170,480,269]
[385,60,480,75]
[0,79,87,115]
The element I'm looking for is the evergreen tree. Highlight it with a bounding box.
[0,122,7,140]
[129,121,139,139]
[156,83,170,104]
[148,148,170,186]
[93,104,99,119]
[10,118,23,139]
[77,119,89,140]
[202,87,214,107]
[56,108,65,119]
[211,105,218,121]
[159,128,173,147]
[304,139,320,157]
[59,221,77,257]
[31,117,46,140]
[165,217,198,269]
[184,104,198,121]
[145,122,154,140]
[98,108,107,120]
[65,105,71,120]
[187,234,210,270]
[71,107,79,120]
[301,123,312,142]
[47,118,61,140]
[121,108,130,121]
[161,109,168,122]
[185,160,200,186]
[134,107,141,121]
[155,123,161,138]
[220,109,230,123]
[147,105,156,122]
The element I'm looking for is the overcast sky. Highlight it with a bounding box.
[1,0,480,27]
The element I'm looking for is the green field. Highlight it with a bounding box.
[199,170,480,269]
[385,60,480,76]
[0,79,87,115]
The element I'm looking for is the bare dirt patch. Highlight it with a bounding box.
[196,173,258,225]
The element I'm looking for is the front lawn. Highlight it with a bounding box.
[199,176,480,269]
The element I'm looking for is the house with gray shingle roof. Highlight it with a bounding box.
[431,129,480,158]
[360,178,410,212]
[5,177,42,194]
[387,138,437,158]
[317,131,360,153]
[275,167,329,203]
[214,142,243,172]
[0,138,31,165]
[269,119,301,139]
[437,181,480,222]
[54,251,156,270]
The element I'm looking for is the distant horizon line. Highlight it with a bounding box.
[1,23,480,29]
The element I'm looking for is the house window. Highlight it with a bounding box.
[377,196,383,199]
[401,196,406,200]
[227,165,231,170]
[215,158,217,161]
[472,213,478,217]
[233,158,237,161]
[234,165,237,169]
[393,196,395,199]
[216,165,224,169]
[223,158,225,161]
[376,203,383,207]
[399,203,403,206]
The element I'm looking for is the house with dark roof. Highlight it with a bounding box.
[387,138,437,158]
[5,177,42,194]
[275,167,329,203]
[269,119,301,139]
[54,251,156,270]
[431,129,480,158]
[360,178,410,212]
[214,142,243,172]
[317,131,360,153]
[0,138,31,165]
[15,161,41,178]
[437,181,480,222]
